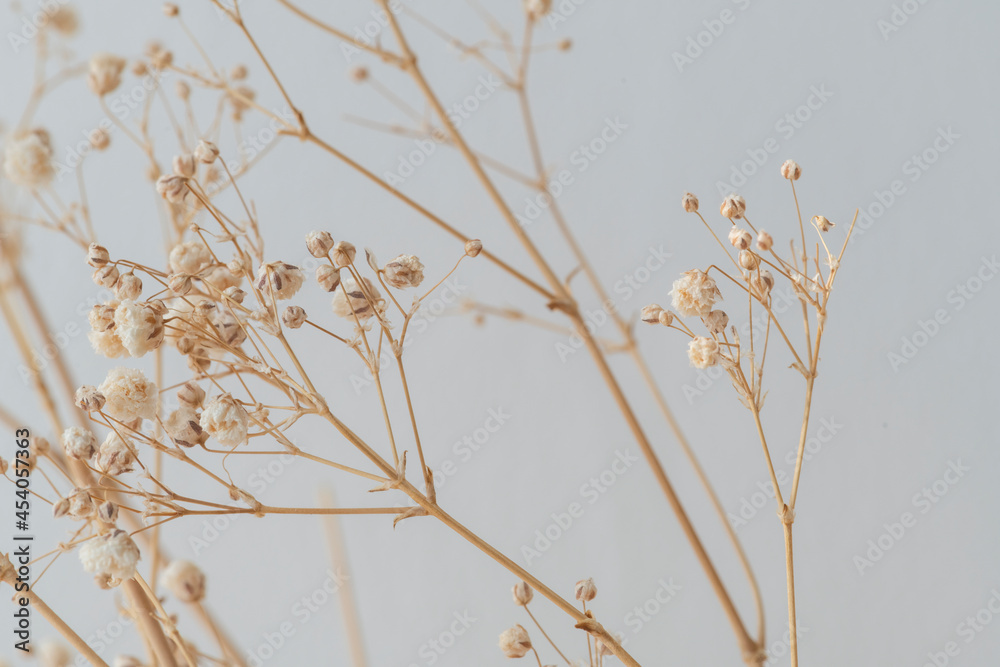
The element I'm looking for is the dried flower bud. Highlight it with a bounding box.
[175,80,190,100]
[282,305,307,329]
[305,231,335,258]
[194,140,219,164]
[688,336,721,368]
[62,427,97,461]
[464,239,483,257]
[161,560,206,603]
[97,433,135,476]
[332,277,382,322]
[658,310,674,326]
[812,215,835,232]
[98,367,158,422]
[172,153,196,178]
[498,625,532,658]
[222,286,246,304]
[670,270,722,317]
[87,243,110,268]
[89,128,111,151]
[330,241,357,268]
[780,159,801,181]
[682,192,699,213]
[316,265,341,292]
[720,194,746,220]
[79,529,140,581]
[512,581,534,606]
[165,407,203,448]
[150,50,173,70]
[75,385,106,412]
[169,241,212,275]
[738,250,760,271]
[728,227,752,250]
[255,262,304,300]
[756,230,773,252]
[93,265,120,289]
[177,381,205,408]
[3,128,54,187]
[113,301,164,357]
[163,3,179,17]
[87,53,126,96]
[67,488,95,519]
[230,64,248,80]
[49,6,79,35]
[52,498,70,519]
[383,254,425,289]
[169,273,193,295]
[575,578,597,602]
[641,304,664,324]
[156,174,187,203]
[524,0,552,18]
[88,304,117,332]
[200,394,249,447]
[348,66,369,83]
[752,269,775,298]
[115,273,142,301]
[97,501,119,524]
[704,309,729,334]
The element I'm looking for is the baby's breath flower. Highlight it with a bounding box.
[97,433,135,476]
[704,309,729,334]
[202,264,242,291]
[89,330,128,359]
[330,241,357,268]
[38,641,71,667]
[93,265,119,289]
[161,560,206,603]
[728,227,752,250]
[169,241,212,275]
[115,273,142,301]
[172,153,196,178]
[165,407,203,448]
[61,426,97,461]
[305,231,334,258]
[464,239,483,257]
[316,265,341,292]
[194,139,219,164]
[575,578,597,602]
[156,174,187,203]
[756,230,773,252]
[177,381,205,408]
[332,277,382,321]
[97,501,119,524]
[383,254,425,289]
[512,581,534,606]
[3,129,54,187]
[498,625,532,658]
[812,215,835,232]
[67,488,95,519]
[688,336,721,369]
[669,270,722,317]
[222,286,246,304]
[659,310,674,326]
[168,273,193,295]
[780,159,802,181]
[75,386,106,412]
[739,250,760,271]
[98,367,158,422]
[49,6,79,35]
[114,301,164,357]
[282,305,307,329]
[87,53,126,96]
[90,303,119,331]
[87,243,110,268]
[255,262,304,300]
[682,192,699,213]
[200,394,249,447]
[640,304,664,324]
[79,529,140,581]
[751,269,775,299]
[524,0,552,18]
[720,194,746,220]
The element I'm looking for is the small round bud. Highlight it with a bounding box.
[87,243,110,268]
[255,262,304,300]
[688,336,721,368]
[222,286,246,304]
[62,426,97,461]
[316,265,341,292]
[177,381,205,408]
[93,265,120,289]
[97,501,118,524]
[348,66,369,83]
[704,309,729,334]
[175,80,190,100]
[75,385,106,412]
[658,310,674,327]
[738,250,760,271]
[812,215,835,232]
[728,227,752,250]
[512,581,534,606]
[156,174,188,203]
[161,560,206,603]
[640,304,664,324]
[756,230,773,252]
[720,194,746,220]
[169,273,193,295]
[498,625,532,659]
[162,3,179,17]
[682,192,699,213]
[172,153,196,178]
[89,128,111,151]
[305,231,334,258]
[752,269,775,298]
[282,306,307,329]
[330,241,356,268]
[558,38,573,51]
[524,0,552,18]
[87,53,126,96]
[780,159,801,181]
[115,273,142,301]
[230,64,248,80]
[194,140,219,164]
[383,254,425,289]
[465,239,483,257]
[575,578,597,602]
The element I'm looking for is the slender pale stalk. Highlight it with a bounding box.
[123,578,179,667]
[319,489,369,667]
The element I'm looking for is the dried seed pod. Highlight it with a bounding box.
[330,241,356,268]
[282,306,307,329]
[165,407,203,448]
[728,227,752,250]
[739,250,760,271]
[93,265,120,289]
[97,434,135,476]
[812,215,835,232]
[163,3,179,17]
[115,273,142,301]
[658,310,674,326]
[464,239,483,257]
[704,309,729,334]
[177,381,205,408]
[172,153,196,178]
[156,175,187,203]
[575,578,597,602]
[305,231,334,258]
[512,581,534,606]
[498,625,532,659]
[223,286,246,304]
[75,385,106,412]
[194,140,219,164]
[161,560,206,603]
[720,194,746,220]
[756,230,773,252]
[383,255,425,289]
[169,273,193,295]
[97,501,119,524]
[316,265,341,292]
[640,304,664,324]
[87,53,126,96]
[87,243,110,268]
[255,262,304,300]
[780,159,801,181]
[682,192,699,213]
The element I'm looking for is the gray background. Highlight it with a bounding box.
[1,0,998,665]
